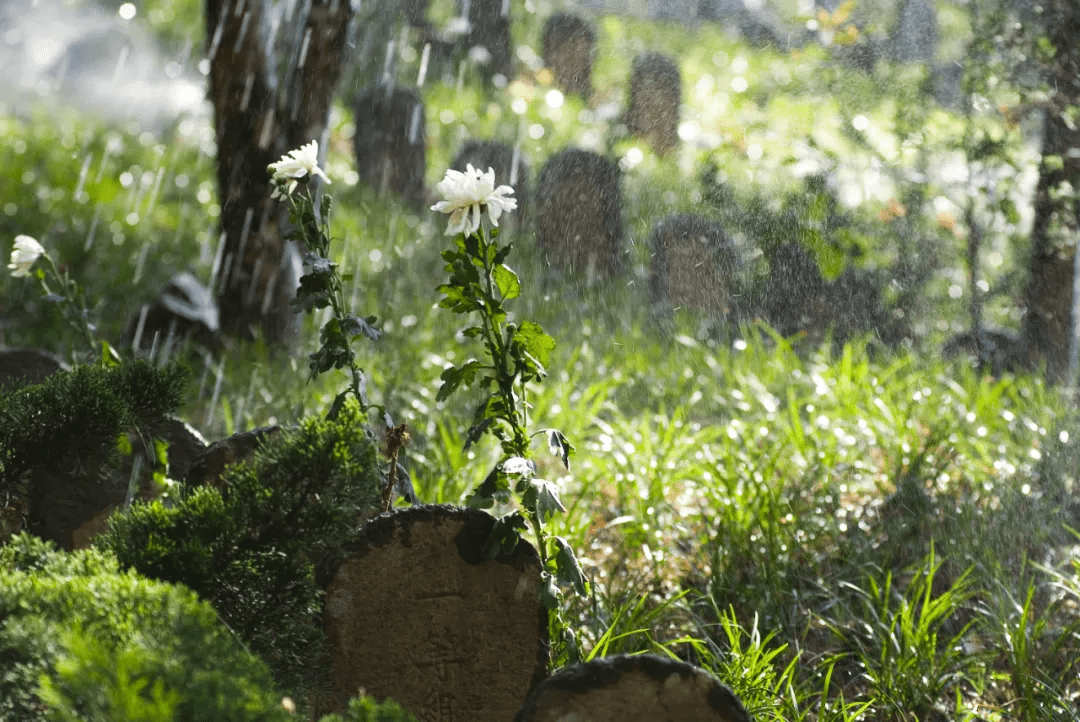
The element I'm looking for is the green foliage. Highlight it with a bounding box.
[435,224,585,612]
[99,398,382,703]
[823,548,985,720]
[0,360,188,493]
[0,533,290,722]
[315,695,419,722]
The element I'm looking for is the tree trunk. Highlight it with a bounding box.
[1019,0,1080,383]
[206,0,354,341]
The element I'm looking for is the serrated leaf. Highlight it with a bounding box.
[340,314,382,340]
[501,456,534,477]
[437,360,484,402]
[553,536,588,596]
[522,479,565,523]
[493,264,520,300]
[466,466,510,509]
[480,511,528,560]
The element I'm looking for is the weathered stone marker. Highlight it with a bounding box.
[650,214,739,316]
[451,139,530,230]
[353,84,428,208]
[626,53,681,155]
[536,148,624,283]
[542,13,596,100]
[514,653,752,722]
[324,505,548,721]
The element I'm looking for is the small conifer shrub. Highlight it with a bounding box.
[99,398,383,703]
[0,533,291,722]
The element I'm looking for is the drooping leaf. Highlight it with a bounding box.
[340,314,382,341]
[553,536,588,596]
[546,429,574,471]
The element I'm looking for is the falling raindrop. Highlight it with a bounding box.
[84,206,101,252]
[417,43,431,87]
[131,304,150,351]
[204,357,226,429]
[73,153,93,202]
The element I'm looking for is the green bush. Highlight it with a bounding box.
[99,398,384,702]
[0,533,291,722]
[0,360,187,494]
[316,695,419,722]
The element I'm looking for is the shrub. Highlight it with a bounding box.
[0,360,187,496]
[0,533,290,722]
[99,398,384,703]
[316,695,419,722]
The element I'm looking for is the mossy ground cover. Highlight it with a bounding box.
[2,0,1079,719]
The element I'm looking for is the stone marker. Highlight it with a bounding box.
[183,425,282,489]
[464,0,513,83]
[353,84,427,208]
[542,13,596,100]
[514,653,752,722]
[323,505,548,721]
[0,348,68,389]
[451,139,530,231]
[626,53,681,156]
[536,148,624,283]
[649,214,739,316]
[764,242,828,337]
[124,272,221,356]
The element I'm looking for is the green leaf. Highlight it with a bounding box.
[480,511,528,560]
[436,360,484,402]
[493,264,520,300]
[546,429,574,471]
[514,321,556,368]
[522,479,565,523]
[553,536,588,596]
[466,466,511,509]
[493,242,514,266]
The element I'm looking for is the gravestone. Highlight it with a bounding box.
[514,653,752,722]
[353,84,428,208]
[451,139,530,231]
[889,0,937,63]
[323,505,548,721]
[536,149,624,283]
[464,0,513,83]
[183,425,283,489]
[764,242,828,337]
[542,13,596,100]
[626,53,681,155]
[124,272,221,356]
[649,214,739,316]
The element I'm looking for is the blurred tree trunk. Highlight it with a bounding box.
[1019,0,1080,383]
[205,0,354,341]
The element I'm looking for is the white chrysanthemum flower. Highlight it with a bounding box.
[267,140,331,197]
[431,164,517,236]
[8,235,45,277]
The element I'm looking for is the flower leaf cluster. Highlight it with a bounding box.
[6,234,119,364]
[432,167,585,619]
[269,142,383,421]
